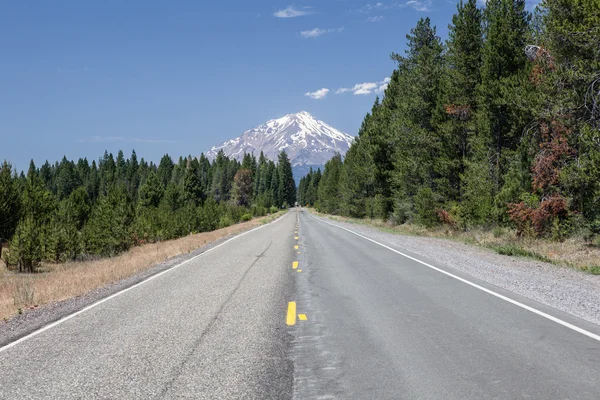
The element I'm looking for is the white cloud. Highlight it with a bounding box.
[367,15,384,22]
[300,27,344,38]
[353,82,379,95]
[405,0,431,11]
[305,88,330,99]
[274,5,312,18]
[358,0,432,12]
[357,2,398,13]
[336,77,390,96]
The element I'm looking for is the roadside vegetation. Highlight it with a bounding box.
[299,0,600,257]
[0,149,296,273]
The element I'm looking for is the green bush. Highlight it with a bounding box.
[414,187,440,227]
[391,198,412,225]
[492,226,504,238]
[373,194,391,221]
[251,205,267,217]
[241,213,252,222]
[269,206,279,214]
[219,215,234,229]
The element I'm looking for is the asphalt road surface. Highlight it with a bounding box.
[2,209,600,399]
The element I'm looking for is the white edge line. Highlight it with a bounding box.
[311,213,600,343]
[0,212,289,354]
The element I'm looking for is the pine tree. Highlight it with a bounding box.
[436,0,483,203]
[390,18,445,219]
[317,154,344,214]
[138,171,164,208]
[183,158,205,206]
[0,161,21,243]
[232,169,254,206]
[157,154,174,188]
[85,187,132,256]
[277,151,296,208]
[478,0,530,195]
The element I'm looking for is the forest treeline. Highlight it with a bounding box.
[299,0,600,240]
[0,149,296,272]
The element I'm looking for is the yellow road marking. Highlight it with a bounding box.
[293,261,299,269]
[295,236,299,240]
[297,269,302,272]
[287,302,297,326]
[298,314,307,321]
[294,245,298,250]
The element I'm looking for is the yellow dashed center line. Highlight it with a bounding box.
[287,302,297,326]
[293,261,299,269]
[294,245,298,250]
[295,236,299,240]
[298,314,307,321]
[297,269,302,272]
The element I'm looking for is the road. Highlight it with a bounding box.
[2,209,600,399]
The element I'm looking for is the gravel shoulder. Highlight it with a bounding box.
[314,212,600,328]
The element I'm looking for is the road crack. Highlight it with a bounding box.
[155,239,273,399]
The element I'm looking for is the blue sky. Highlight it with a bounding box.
[0,0,537,170]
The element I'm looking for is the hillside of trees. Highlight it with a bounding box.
[0,150,296,272]
[299,0,600,241]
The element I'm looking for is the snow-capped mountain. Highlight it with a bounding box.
[205,111,354,179]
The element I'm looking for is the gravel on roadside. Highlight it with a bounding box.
[314,213,600,328]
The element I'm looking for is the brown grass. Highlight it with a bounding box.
[0,212,284,321]
[314,211,600,274]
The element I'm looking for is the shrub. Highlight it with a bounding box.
[219,215,234,229]
[241,213,252,222]
[251,205,267,217]
[414,187,440,227]
[373,195,391,221]
[269,206,279,214]
[437,209,456,228]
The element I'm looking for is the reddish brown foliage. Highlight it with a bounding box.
[437,209,456,228]
[508,119,574,237]
[444,104,471,120]
[528,46,555,86]
[233,169,254,207]
[508,195,569,237]
[532,120,575,191]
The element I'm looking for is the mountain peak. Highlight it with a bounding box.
[205,112,354,179]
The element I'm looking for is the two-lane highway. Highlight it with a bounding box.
[3,208,600,399]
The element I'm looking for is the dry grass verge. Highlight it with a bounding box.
[0,212,285,321]
[312,211,600,274]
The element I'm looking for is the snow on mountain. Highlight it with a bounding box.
[205,111,354,178]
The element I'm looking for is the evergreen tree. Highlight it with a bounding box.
[436,0,483,203]
[0,162,21,243]
[157,154,174,188]
[478,0,530,194]
[232,168,254,206]
[277,151,296,207]
[183,158,205,206]
[139,171,164,208]
[317,154,344,214]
